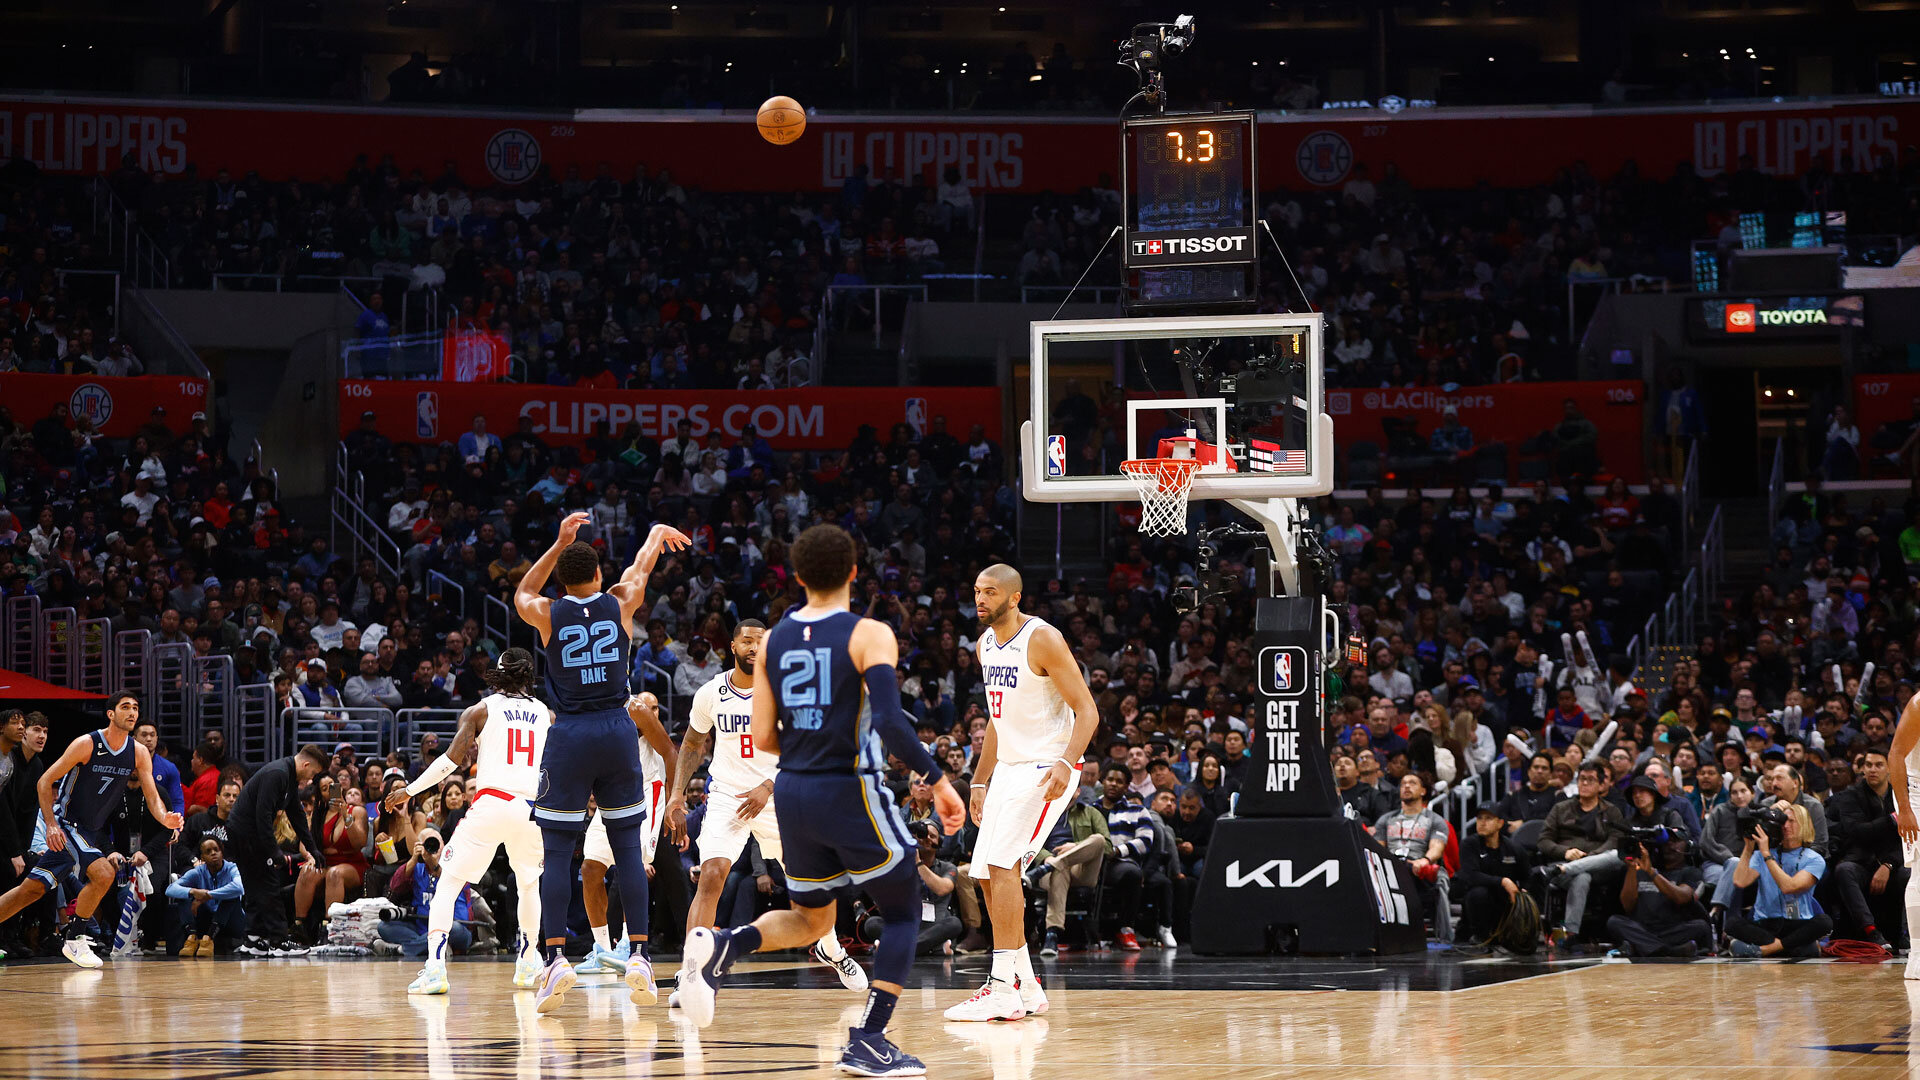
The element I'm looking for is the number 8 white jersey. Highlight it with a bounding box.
[475,692,553,799]
[980,616,1072,765]
[691,670,775,798]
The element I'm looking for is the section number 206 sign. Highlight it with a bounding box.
[1258,645,1310,697]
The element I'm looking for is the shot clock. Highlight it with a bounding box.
[1122,111,1257,309]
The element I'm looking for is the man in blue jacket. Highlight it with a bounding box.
[167,837,245,956]
[380,826,472,957]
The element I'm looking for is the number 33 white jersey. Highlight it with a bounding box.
[690,671,775,798]
[980,616,1072,765]
[475,693,554,800]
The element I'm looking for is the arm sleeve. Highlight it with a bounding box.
[406,753,461,797]
[862,663,942,782]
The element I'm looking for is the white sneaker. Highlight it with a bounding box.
[943,977,1026,1022]
[1906,962,1920,981]
[1157,926,1178,949]
[408,962,451,995]
[1017,974,1048,1016]
[513,953,543,988]
[625,954,657,1005]
[534,955,577,1015]
[812,939,869,991]
[61,936,104,970]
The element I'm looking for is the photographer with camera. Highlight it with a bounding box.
[1605,827,1712,957]
[1763,763,1829,855]
[860,820,962,956]
[1725,801,1832,957]
[1533,761,1625,949]
[377,825,472,958]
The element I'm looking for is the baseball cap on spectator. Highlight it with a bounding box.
[1761,745,1788,763]
[1745,724,1769,739]
[336,741,354,754]
[1456,675,1479,690]
[192,410,206,421]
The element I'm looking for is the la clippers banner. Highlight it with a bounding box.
[441,329,510,382]
[1852,374,1920,441]
[340,379,1001,450]
[3,95,1914,193]
[1326,380,1646,480]
[0,373,209,436]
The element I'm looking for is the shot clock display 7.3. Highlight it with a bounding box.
[1122,111,1257,305]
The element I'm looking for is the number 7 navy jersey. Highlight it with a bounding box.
[765,609,881,774]
[543,592,631,714]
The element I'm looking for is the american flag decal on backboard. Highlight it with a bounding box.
[1247,438,1306,473]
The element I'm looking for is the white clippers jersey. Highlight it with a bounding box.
[980,616,1072,765]
[690,670,774,797]
[474,693,553,799]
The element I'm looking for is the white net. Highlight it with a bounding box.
[1121,458,1202,537]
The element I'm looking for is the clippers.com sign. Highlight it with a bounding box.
[339,380,1000,451]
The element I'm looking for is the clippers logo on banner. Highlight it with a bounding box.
[1725,303,1757,333]
[442,330,511,382]
[1246,437,1305,474]
[68,382,114,429]
[1259,645,1309,697]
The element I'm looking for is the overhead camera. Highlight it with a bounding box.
[1117,15,1197,111]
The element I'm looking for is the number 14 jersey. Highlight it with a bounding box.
[475,692,554,799]
[690,671,775,798]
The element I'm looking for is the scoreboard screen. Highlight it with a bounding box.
[1123,110,1257,306]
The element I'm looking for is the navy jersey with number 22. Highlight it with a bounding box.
[543,591,631,714]
[765,610,884,774]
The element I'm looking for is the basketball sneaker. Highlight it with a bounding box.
[533,955,577,1015]
[625,954,657,1005]
[512,952,543,988]
[943,976,1025,1022]
[61,935,104,970]
[1017,974,1049,1016]
[408,962,450,995]
[579,941,630,975]
[1115,928,1141,951]
[812,939,869,991]
[677,927,736,1029]
[1038,929,1059,958]
[837,1028,927,1077]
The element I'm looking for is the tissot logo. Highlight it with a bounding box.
[1224,858,1339,889]
[1724,303,1756,333]
[1131,235,1250,257]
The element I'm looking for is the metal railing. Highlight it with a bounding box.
[484,595,515,662]
[235,683,277,765]
[825,284,928,348]
[5,595,42,680]
[214,272,385,294]
[427,571,469,624]
[397,708,464,757]
[89,179,171,288]
[1567,275,1669,346]
[116,629,154,705]
[151,641,196,749]
[1700,504,1725,605]
[123,286,210,377]
[331,444,405,582]
[279,707,394,763]
[1679,441,1700,556]
[78,617,112,697]
[193,655,238,754]
[41,607,78,689]
[1765,437,1787,536]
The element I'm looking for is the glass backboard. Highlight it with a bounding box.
[1022,313,1331,503]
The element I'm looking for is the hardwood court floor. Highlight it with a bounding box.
[1,952,1914,1079]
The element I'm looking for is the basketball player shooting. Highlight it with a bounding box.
[514,511,689,1014]
[675,524,964,1078]
[945,563,1098,1023]
[572,688,676,978]
[385,648,551,996]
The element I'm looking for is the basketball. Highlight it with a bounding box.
[756,95,806,145]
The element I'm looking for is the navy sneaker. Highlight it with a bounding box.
[837,1028,927,1077]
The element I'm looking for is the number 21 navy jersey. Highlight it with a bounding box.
[543,592,631,714]
[764,609,885,774]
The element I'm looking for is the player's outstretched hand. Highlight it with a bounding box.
[649,523,693,552]
[384,789,411,814]
[931,775,966,835]
[558,510,593,545]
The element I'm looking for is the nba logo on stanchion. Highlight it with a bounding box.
[1259,645,1309,696]
[1045,435,1066,477]
[416,391,439,438]
[1724,303,1757,333]
[904,397,928,438]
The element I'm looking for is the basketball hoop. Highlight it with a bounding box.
[1121,456,1203,536]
